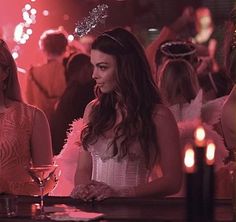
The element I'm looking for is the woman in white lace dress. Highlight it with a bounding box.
[55,28,182,200]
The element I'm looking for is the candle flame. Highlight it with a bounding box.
[206,141,215,165]
[194,126,206,146]
[184,148,195,168]
[184,144,195,173]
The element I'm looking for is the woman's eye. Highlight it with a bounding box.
[99,66,107,71]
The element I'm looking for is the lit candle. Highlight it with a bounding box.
[194,125,206,221]
[204,141,215,221]
[184,144,196,222]
[194,126,206,147]
[184,144,195,173]
[205,141,215,165]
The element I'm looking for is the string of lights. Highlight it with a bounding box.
[12,0,37,59]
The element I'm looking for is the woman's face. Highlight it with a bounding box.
[91,49,117,93]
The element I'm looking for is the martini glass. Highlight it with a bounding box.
[28,164,58,219]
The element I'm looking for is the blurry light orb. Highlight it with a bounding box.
[20,39,26,44]
[26,29,33,35]
[14,23,24,42]
[31,8,37,15]
[30,14,36,20]
[68,34,74,41]
[25,4,31,10]
[23,11,30,20]
[23,34,29,40]
[25,18,33,25]
[43,10,49,16]
[12,52,19,59]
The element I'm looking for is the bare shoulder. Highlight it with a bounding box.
[152,104,178,131]
[83,99,97,123]
[153,104,175,120]
[33,108,48,125]
[18,102,47,122]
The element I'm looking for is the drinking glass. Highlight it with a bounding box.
[0,195,17,217]
[27,164,59,219]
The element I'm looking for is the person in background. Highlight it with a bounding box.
[146,6,222,103]
[25,28,68,124]
[63,27,182,200]
[192,7,219,74]
[158,58,200,122]
[0,39,55,195]
[51,53,95,155]
[209,8,236,198]
[146,6,195,81]
[158,58,228,197]
[221,7,236,154]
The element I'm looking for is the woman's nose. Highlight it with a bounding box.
[92,69,98,80]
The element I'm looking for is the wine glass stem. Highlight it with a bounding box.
[39,183,44,215]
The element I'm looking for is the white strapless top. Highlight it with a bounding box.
[52,119,150,196]
[88,136,149,189]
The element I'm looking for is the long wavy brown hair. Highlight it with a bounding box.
[81,28,162,169]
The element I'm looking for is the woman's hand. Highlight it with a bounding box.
[71,181,117,201]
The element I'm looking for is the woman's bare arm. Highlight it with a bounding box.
[31,109,53,166]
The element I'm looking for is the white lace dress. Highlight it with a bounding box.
[52,119,149,196]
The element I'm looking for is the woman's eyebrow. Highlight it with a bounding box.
[96,62,109,66]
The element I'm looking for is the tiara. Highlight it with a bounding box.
[74,4,108,37]
[160,41,196,58]
[101,33,125,48]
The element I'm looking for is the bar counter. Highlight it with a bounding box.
[0,195,234,221]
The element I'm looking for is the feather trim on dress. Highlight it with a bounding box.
[51,118,84,196]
